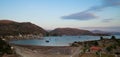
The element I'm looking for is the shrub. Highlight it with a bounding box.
[111,36,116,40]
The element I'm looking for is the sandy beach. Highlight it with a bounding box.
[11,44,81,57]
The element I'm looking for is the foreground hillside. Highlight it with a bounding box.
[0,20,47,36]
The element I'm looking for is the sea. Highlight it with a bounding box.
[10,35,120,46]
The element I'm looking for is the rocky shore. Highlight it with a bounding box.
[1,35,120,57]
[1,34,43,41]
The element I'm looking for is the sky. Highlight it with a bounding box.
[0,0,120,32]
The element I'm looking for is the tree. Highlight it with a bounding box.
[0,38,13,56]
[100,36,103,40]
[106,46,112,54]
[93,41,99,46]
[111,35,116,40]
[96,51,101,57]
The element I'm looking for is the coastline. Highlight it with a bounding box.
[3,35,120,57]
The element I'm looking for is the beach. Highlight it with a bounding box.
[11,44,81,57]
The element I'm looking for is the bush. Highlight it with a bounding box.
[71,43,79,47]
[106,46,113,53]
[0,38,13,56]
[100,36,103,40]
[111,36,116,40]
[93,41,99,46]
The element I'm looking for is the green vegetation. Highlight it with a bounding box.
[100,36,103,40]
[101,54,115,57]
[106,46,113,53]
[0,38,13,56]
[71,42,80,47]
[76,36,120,57]
[111,35,116,40]
[93,41,99,46]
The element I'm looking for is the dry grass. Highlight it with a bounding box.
[80,53,115,57]
[80,53,97,57]
[101,54,115,57]
[2,54,21,57]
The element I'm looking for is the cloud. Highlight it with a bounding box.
[61,0,120,20]
[88,0,120,12]
[80,26,120,32]
[62,12,97,20]
[102,19,113,22]
[102,0,120,7]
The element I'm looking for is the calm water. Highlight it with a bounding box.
[10,35,120,46]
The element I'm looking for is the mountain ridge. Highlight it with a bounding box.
[0,20,112,36]
[49,28,93,36]
[91,30,120,35]
[0,20,47,36]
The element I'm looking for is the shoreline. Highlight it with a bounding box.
[3,35,120,57]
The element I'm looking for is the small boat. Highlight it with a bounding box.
[46,40,49,43]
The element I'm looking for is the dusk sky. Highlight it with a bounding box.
[0,0,120,32]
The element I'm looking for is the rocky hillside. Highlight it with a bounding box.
[49,28,93,36]
[0,20,47,36]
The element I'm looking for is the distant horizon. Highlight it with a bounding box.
[46,27,120,32]
[0,0,120,32]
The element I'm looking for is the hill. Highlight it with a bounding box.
[49,28,93,36]
[91,30,120,35]
[0,20,47,36]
